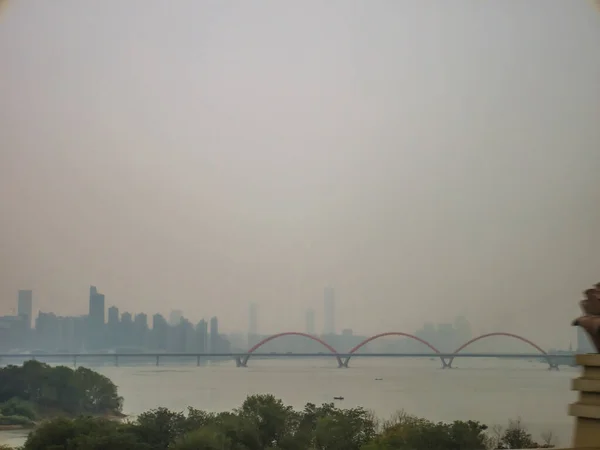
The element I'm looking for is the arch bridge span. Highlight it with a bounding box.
[239,331,556,369]
[241,332,343,367]
[446,332,557,369]
[341,332,443,367]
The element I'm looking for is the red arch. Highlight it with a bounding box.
[348,332,442,355]
[452,332,547,356]
[244,332,342,365]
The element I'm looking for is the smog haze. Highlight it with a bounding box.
[1,0,599,348]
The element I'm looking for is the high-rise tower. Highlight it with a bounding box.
[88,286,105,349]
[17,290,33,328]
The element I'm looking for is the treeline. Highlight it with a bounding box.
[8,394,554,450]
[0,360,122,424]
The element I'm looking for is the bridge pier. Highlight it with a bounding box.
[442,359,453,369]
[235,356,247,368]
[545,357,560,371]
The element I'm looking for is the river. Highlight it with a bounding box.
[0,357,577,448]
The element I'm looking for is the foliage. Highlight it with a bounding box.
[22,416,149,450]
[19,393,557,450]
[0,360,122,417]
[169,427,230,450]
[0,398,37,420]
[236,394,297,448]
[0,414,35,428]
[488,418,555,449]
[362,410,488,450]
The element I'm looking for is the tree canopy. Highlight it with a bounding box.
[8,393,555,450]
[0,360,123,420]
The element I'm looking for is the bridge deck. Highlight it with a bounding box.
[0,352,562,358]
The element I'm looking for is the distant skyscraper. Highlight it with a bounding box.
[305,309,315,335]
[209,316,219,353]
[133,313,148,348]
[107,306,120,349]
[89,286,105,323]
[196,319,208,353]
[169,310,183,326]
[88,286,106,350]
[323,287,335,335]
[152,313,168,351]
[107,306,120,325]
[249,303,258,336]
[17,290,33,328]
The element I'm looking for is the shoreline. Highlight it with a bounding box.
[0,412,126,432]
[0,425,31,431]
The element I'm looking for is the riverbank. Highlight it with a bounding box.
[0,424,32,431]
[0,411,126,431]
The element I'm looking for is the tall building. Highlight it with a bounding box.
[249,303,258,336]
[89,286,105,323]
[88,286,105,349]
[107,306,120,325]
[305,309,315,335]
[169,310,183,326]
[152,313,168,351]
[107,306,120,349]
[18,290,33,329]
[196,319,208,353]
[133,313,148,348]
[209,316,219,353]
[323,287,335,335]
[36,312,59,351]
[120,312,133,346]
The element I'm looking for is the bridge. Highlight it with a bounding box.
[0,332,566,370]
[0,352,566,369]
[240,331,562,369]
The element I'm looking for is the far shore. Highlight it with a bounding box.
[0,412,127,432]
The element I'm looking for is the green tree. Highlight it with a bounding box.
[313,406,377,450]
[133,407,188,450]
[17,391,556,450]
[0,361,122,418]
[211,412,261,450]
[73,367,123,414]
[496,418,552,449]
[170,427,231,450]
[0,397,37,420]
[22,416,145,450]
[362,412,487,450]
[236,394,296,448]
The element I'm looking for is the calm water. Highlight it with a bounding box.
[0,358,577,447]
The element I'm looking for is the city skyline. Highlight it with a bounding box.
[0,286,585,351]
[1,284,586,362]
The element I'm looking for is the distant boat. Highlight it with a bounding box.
[375,378,383,381]
[333,396,344,400]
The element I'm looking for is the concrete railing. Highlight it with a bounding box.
[569,354,600,448]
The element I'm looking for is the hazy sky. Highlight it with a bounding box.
[1,1,599,347]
